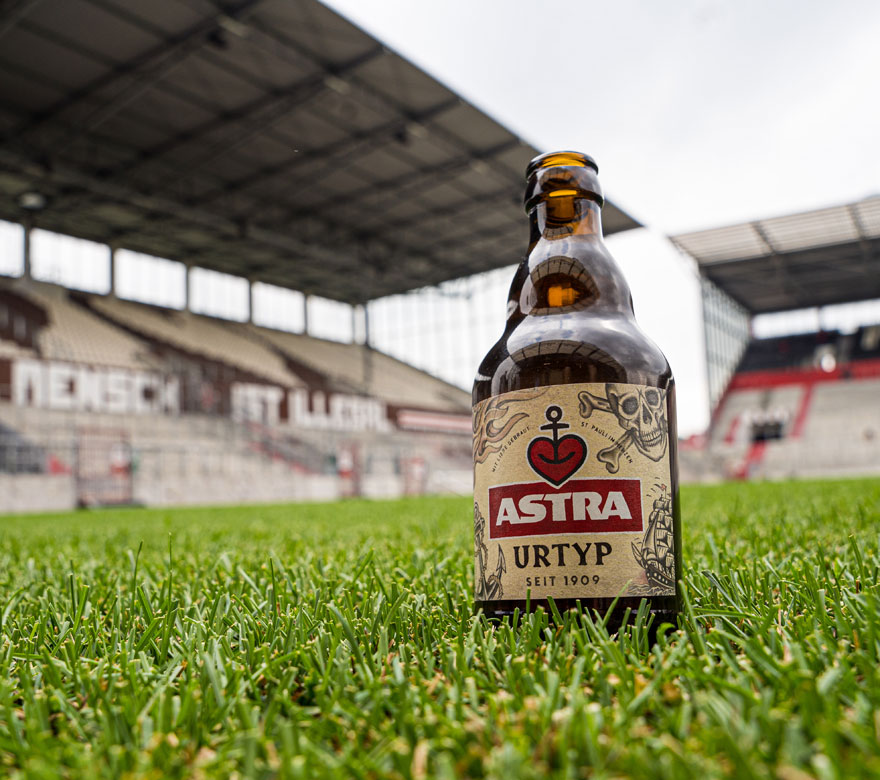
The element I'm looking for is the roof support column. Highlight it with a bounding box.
[361,305,372,390]
[22,220,31,279]
[108,246,116,297]
[303,293,310,336]
[350,303,370,343]
[184,264,191,312]
[248,279,255,324]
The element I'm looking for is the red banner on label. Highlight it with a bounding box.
[488,478,643,539]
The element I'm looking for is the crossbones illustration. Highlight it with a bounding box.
[578,385,668,472]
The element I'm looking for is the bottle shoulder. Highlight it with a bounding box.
[473,312,672,405]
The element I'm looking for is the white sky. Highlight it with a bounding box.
[323,0,880,435]
[323,0,880,232]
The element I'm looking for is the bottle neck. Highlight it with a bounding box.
[507,194,632,320]
[528,196,603,251]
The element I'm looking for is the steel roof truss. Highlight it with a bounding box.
[7,0,265,146]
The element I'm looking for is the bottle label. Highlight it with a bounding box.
[473,383,675,602]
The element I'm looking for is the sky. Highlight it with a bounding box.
[322,0,880,435]
[323,0,880,233]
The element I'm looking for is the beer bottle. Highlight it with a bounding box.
[472,151,681,633]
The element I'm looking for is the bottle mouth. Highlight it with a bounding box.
[526,151,599,178]
[524,150,604,213]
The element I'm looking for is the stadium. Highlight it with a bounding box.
[1,1,879,777]
[673,196,880,482]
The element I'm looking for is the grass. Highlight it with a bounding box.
[1,478,880,779]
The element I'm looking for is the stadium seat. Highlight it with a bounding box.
[2,279,157,370]
[88,296,303,389]
[250,325,469,412]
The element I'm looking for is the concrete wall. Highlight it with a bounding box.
[0,473,76,513]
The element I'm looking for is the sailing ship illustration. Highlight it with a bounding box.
[631,485,675,593]
[474,503,506,601]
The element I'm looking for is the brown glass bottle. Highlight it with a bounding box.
[472,151,681,633]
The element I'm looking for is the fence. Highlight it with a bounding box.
[0,400,472,512]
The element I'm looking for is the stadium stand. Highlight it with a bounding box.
[671,196,880,482]
[0,278,159,370]
[251,325,469,413]
[737,331,841,373]
[696,331,880,480]
[0,278,472,511]
[87,294,304,389]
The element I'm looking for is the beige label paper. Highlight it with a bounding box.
[473,383,675,601]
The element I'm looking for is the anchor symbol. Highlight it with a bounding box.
[526,405,588,487]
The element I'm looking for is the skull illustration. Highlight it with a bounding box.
[605,384,668,461]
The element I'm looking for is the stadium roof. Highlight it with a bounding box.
[0,0,640,305]
[671,196,880,314]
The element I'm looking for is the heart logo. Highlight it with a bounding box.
[527,405,588,486]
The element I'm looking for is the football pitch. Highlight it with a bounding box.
[1,479,879,779]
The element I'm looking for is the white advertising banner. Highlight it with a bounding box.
[11,359,180,415]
